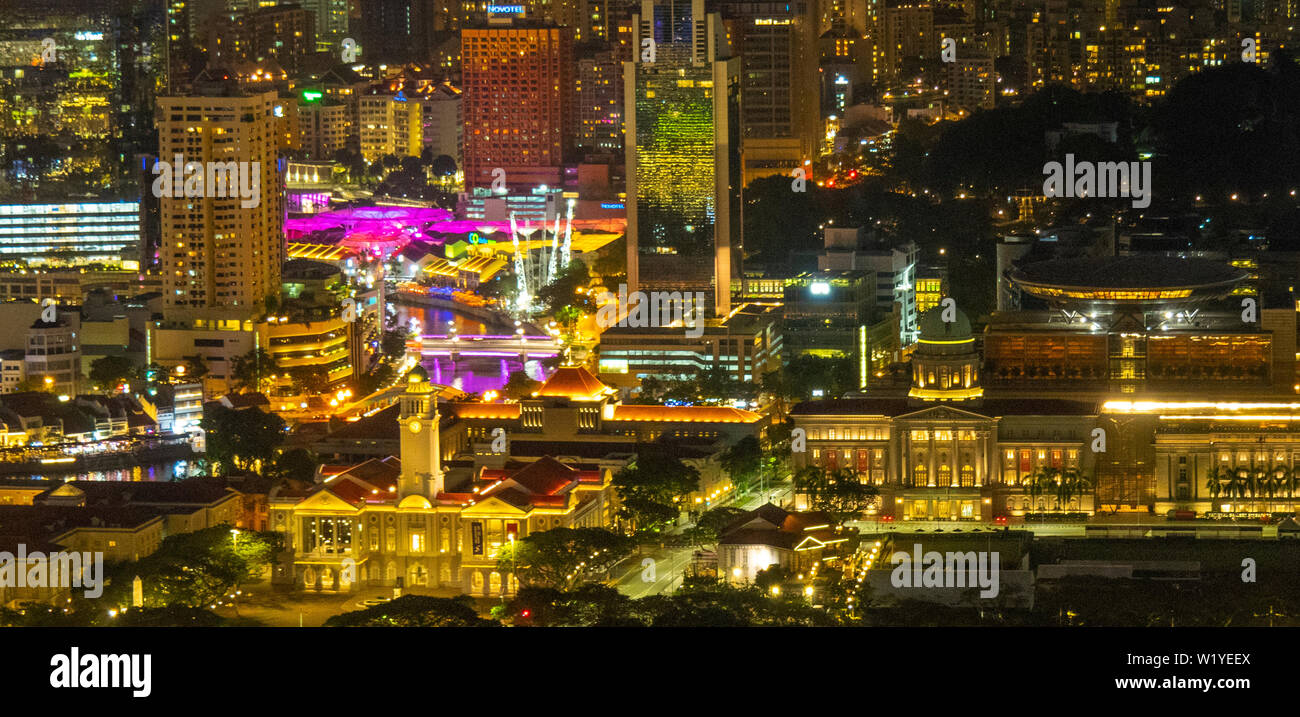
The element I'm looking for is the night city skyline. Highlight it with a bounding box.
[0,0,1294,702]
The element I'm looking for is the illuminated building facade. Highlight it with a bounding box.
[575,44,624,153]
[986,257,1287,395]
[945,52,995,111]
[0,201,142,269]
[0,269,161,303]
[156,86,285,316]
[625,0,741,317]
[264,259,360,400]
[880,3,933,81]
[25,317,80,397]
[714,0,820,182]
[0,6,161,195]
[914,267,945,315]
[458,185,564,222]
[909,306,983,403]
[782,272,899,388]
[819,229,918,345]
[208,4,317,76]
[298,0,351,51]
[790,397,1099,521]
[451,365,764,509]
[597,304,782,383]
[358,82,462,164]
[297,97,348,159]
[1097,400,1300,519]
[461,21,573,189]
[270,366,617,595]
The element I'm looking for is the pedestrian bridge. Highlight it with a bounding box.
[419,333,562,358]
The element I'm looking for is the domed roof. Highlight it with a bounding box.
[918,304,972,342]
[407,366,429,383]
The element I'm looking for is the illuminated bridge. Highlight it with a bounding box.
[419,333,562,359]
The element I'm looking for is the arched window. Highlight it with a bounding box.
[938,464,953,485]
[960,464,975,486]
[913,463,927,486]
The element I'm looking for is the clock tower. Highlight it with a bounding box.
[398,366,443,498]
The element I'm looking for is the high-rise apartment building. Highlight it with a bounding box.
[575,45,623,153]
[156,86,284,317]
[461,19,573,189]
[299,0,350,51]
[358,82,462,163]
[625,0,741,317]
[945,52,995,111]
[298,94,349,158]
[881,2,934,80]
[209,4,318,76]
[714,0,820,185]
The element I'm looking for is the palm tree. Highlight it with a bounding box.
[1232,468,1249,501]
[1206,466,1224,500]
[230,348,281,393]
[1056,468,1093,510]
[1026,467,1061,511]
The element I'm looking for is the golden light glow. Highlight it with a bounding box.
[1021,287,1194,300]
[1159,415,1300,421]
[908,386,984,400]
[917,338,975,345]
[1104,400,1300,413]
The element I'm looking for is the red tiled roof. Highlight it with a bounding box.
[482,456,577,496]
[452,403,521,420]
[533,366,612,400]
[476,456,602,508]
[609,404,761,424]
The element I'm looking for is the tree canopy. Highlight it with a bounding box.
[325,594,494,627]
[200,404,286,474]
[497,527,634,590]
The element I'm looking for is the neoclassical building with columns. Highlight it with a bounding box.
[269,363,764,595]
[791,306,1100,521]
[270,366,615,596]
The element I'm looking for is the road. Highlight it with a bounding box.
[610,482,792,599]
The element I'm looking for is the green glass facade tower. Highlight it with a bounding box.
[625,0,741,317]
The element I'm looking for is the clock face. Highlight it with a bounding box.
[408,419,422,434]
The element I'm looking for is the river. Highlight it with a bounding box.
[392,303,553,394]
[4,458,198,483]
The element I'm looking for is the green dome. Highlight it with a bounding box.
[407,366,429,383]
[918,304,972,342]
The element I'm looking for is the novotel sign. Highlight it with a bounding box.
[487,5,525,13]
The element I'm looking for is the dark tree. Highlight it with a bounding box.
[88,355,138,390]
[200,405,287,474]
[325,595,494,627]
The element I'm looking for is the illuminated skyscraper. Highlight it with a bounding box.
[713,0,821,185]
[156,84,284,316]
[625,0,740,317]
[461,17,573,189]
